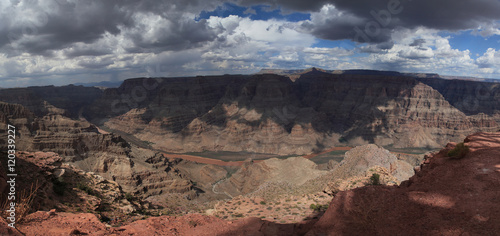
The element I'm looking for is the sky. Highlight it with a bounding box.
[0,0,499,87]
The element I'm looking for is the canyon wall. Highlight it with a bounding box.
[82,71,499,154]
[1,70,498,156]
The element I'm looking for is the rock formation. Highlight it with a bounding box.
[308,132,500,235]
[78,71,499,155]
[330,144,415,182]
[8,132,500,235]
[215,157,328,198]
[0,101,225,202]
[1,70,498,156]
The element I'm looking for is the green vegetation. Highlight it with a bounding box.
[260,201,266,205]
[369,173,381,185]
[447,142,470,159]
[77,182,94,195]
[125,192,134,202]
[52,178,67,196]
[338,137,347,143]
[309,204,329,211]
[142,141,155,146]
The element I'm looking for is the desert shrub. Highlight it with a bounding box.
[77,182,94,195]
[369,173,381,186]
[338,137,347,143]
[310,204,329,211]
[260,201,266,205]
[448,142,469,159]
[95,202,112,213]
[99,214,111,223]
[52,178,67,196]
[125,193,134,202]
[1,181,39,223]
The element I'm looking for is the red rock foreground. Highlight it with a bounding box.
[5,132,500,235]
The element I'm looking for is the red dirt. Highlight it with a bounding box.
[308,132,500,235]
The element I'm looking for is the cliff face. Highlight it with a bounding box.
[297,73,499,148]
[0,85,102,118]
[84,72,498,155]
[0,102,35,150]
[0,101,206,199]
[1,72,498,156]
[415,77,500,117]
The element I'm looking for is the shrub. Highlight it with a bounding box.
[448,142,469,159]
[77,182,94,195]
[52,178,67,196]
[260,201,266,205]
[1,181,40,223]
[125,193,134,202]
[310,204,329,211]
[369,173,381,186]
[99,214,111,223]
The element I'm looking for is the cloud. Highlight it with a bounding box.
[238,0,330,12]
[0,0,225,57]
[267,0,500,44]
[409,39,426,47]
[473,22,500,37]
[476,48,500,70]
[359,28,477,75]
[0,0,499,87]
[0,1,135,56]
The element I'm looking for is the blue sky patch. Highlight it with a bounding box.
[443,31,500,59]
[197,3,310,22]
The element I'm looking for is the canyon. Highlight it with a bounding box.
[0,69,499,235]
[3,132,500,235]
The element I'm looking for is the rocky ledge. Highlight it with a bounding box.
[4,131,499,235]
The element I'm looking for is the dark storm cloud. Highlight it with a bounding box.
[77,58,114,69]
[124,18,219,53]
[247,0,500,43]
[3,0,499,57]
[0,0,222,57]
[358,41,395,53]
[0,0,134,56]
